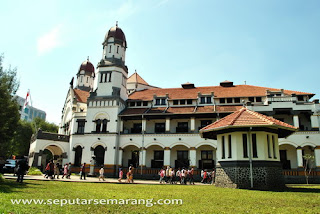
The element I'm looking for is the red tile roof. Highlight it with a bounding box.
[128,85,314,100]
[73,89,89,103]
[200,107,298,132]
[127,72,149,85]
[119,108,149,115]
[120,105,244,116]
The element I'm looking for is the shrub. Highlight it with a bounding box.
[27,167,42,175]
[0,173,4,182]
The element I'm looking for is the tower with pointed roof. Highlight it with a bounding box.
[76,57,95,92]
[200,107,298,190]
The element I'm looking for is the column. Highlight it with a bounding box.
[315,146,320,169]
[296,147,303,168]
[293,115,300,128]
[118,148,123,166]
[89,149,95,175]
[37,154,42,167]
[139,148,146,166]
[120,120,124,132]
[310,115,319,131]
[164,147,171,166]
[190,117,195,132]
[165,117,170,133]
[142,118,146,132]
[104,147,108,166]
[189,147,197,167]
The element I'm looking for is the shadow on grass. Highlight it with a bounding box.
[284,185,320,193]
[0,178,42,193]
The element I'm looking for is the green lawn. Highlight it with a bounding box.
[0,179,319,214]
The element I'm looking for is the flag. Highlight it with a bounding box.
[23,89,31,110]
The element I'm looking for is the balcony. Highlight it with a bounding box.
[267,96,296,103]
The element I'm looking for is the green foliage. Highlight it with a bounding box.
[27,167,42,175]
[9,120,35,157]
[0,174,4,183]
[0,54,20,158]
[32,117,58,133]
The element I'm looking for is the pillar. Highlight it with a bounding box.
[37,155,42,167]
[189,147,197,167]
[296,147,303,168]
[89,149,94,175]
[293,115,300,128]
[315,146,320,169]
[165,117,170,132]
[139,148,146,166]
[142,119,146,132]
[164,147,171,166]
[118,148,123,166]
[104,147,108,165]
[120,120,124,132]
[310,115,319,131]
[190,117,195,132]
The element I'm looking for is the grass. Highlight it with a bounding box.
[0,179,319,214]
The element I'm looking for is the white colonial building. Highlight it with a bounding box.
[28,24,320,179]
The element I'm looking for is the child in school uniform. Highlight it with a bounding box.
[99,166,105,181]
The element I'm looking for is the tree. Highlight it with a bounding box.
[0,54,20,158]
[32,117,58,133]
[303,154,315,185]
[9,120,35,157]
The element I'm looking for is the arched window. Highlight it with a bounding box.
[96,119,101,133]
[94,145,105,167]
[74,146,82,167]
[102,119,107,132]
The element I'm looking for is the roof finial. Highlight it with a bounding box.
[116,21,118,27]
[242,99,247,108]
[135,69,137,73]
[87,56,89,61]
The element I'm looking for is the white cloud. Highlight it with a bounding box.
[37,25,63,55]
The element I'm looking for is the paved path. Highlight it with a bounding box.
[3,174,205,185]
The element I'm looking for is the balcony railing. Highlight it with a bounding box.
[268,96,296,102]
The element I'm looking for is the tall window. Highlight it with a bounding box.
[74,146,82,166]
[252,134,258,158]
[155,123,165,133]
[272,135,277,158]
[242,134,248,158]
[77,121,85,134]
[200,120,212,129]
[221,136,225,159]
[96,119,101,133]
[131,123,142,133]
[228,135,232,158]
[267,134,271,158]
[109,45,111,53]
[176,122,188,133]
[102,119,107,132]
[117,46,119,53]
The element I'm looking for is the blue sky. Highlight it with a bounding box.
[1,0,320,124]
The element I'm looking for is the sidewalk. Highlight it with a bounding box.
[3,174,205,185]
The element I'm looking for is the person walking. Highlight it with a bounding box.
[62,163,68,179]
[211,169,215,185]
[180,168,186,184]
[99,166,105,181]
[176,168,181,184]
[159,168,165,184]
[66,162,72,179]
[16,159,28,183]
[189,167,195,185]
[53,162,60,179]
[118,168,123,182]
[80,163,86,180]
[48,160,54,179]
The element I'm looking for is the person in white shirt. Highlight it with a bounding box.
[99,166,105,181]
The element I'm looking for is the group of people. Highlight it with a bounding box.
[44,160,72,179]
[200,169,215,184]
[158,166,195,185]
[158,166,215,185]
